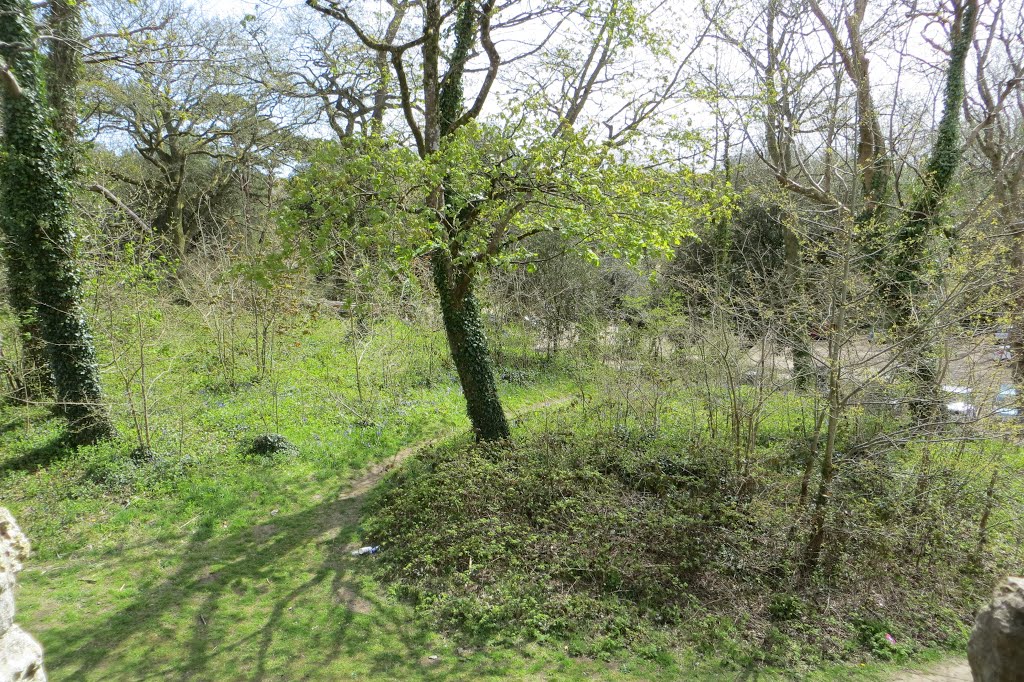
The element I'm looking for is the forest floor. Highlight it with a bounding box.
[4,390,975,682]
[890,661,972,681]
[0,314,993,681]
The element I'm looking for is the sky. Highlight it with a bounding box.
[200,0,268,17]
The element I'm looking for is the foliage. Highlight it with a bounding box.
[283,125,722,275]
[364,391,1017,669]
[0,0,114,444]
[250,433,297,458]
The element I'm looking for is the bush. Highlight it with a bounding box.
[363,426,997,668]
[249,433,297,459]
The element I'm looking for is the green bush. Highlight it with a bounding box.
[364,424,1002,668]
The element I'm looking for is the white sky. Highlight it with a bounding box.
[198,0,266,17]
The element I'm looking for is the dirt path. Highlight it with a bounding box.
[341,394,576,503]
[890,661,972,681]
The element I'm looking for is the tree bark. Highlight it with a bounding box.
[432,251,510,441]
[0,0,115,444]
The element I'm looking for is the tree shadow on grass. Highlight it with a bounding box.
[39,467,523,682]
[0,415,29,437]
[0,434,71,480]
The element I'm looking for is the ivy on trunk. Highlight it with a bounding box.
[0,0,115,444]
[884,0,978,419]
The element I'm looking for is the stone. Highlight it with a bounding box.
[0,589,14,637]
[0,509,29,575]
[968,576,1024,682]
[0,509,46,682]
[0,626,45,682]
[0,508,28,640]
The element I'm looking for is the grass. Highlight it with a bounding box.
[0,306,595,680]
[0,301,1010,680]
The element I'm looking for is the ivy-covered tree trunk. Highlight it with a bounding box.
[1011,213,1024,385]
[1,247,51,401]
[0,0,115,444]
[432,252,510,441]
[431,0,509,441]
[884,0,978,417]
[0,0,86,406]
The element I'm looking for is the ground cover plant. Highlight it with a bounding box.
[0,300,601,680]
[364,391,1023,675]
[1,0,1023,679]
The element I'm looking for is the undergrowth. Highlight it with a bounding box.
[364,398,1020,673]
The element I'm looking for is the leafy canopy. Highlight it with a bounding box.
[283,120,731,273]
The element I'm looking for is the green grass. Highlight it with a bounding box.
[0,304,1005,680]
[0,307,603,680]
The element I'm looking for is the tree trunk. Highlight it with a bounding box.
[45,0,81,157]
[1,247,52,402]
[800,222,851,582]
[1012,230,1024,384]
[0,0,115,445]
[884,0,977,417]
[1000,180,1024,385]
[783,221,815,389]
[432,251,510,441]
[421,0,507,442]
[763,4,814,390]
[153,172,187,258]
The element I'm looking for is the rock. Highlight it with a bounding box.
[0,509,46,681]
[0,626,45,681]
[0,508,29,639]
[0,589,14,637]
[0,509,30,576]
[968,576,1024,682]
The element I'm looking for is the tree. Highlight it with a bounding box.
[882,0,979,412]
[963,0,1024,380]
[303,0,719,440]
[807,0,892,222]
[0,0,115,444]
[279,1,410,141]
[85,1,291,256]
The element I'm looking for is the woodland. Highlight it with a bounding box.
[0,0,1022,678]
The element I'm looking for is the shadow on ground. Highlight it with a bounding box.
[35,469,525,682]
[0,433,70,480]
